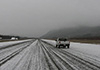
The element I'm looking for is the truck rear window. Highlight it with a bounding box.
[59,38,67,41]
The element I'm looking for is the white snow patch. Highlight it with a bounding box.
[70,42,100,58]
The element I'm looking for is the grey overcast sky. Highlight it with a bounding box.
[0,0,100,37]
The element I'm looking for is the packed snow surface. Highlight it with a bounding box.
[0,39,100,70]
[43,39,100,58]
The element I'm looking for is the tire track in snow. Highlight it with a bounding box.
[37,40,50,70]
[0,40,33,50]
[0,41,33,61]
[39,40,76,70]
[41,40,100,70]
[0,40,35,66]
[39,41,59,70]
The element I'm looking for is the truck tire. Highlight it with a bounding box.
[56,45,57,48]
[67,44,70,48]
[67,46,69,48]
[58,45,60,48]
[67,45,69,48]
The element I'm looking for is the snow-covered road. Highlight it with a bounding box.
[0,39,100,70]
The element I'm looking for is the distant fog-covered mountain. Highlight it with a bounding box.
[41,26,100,39]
